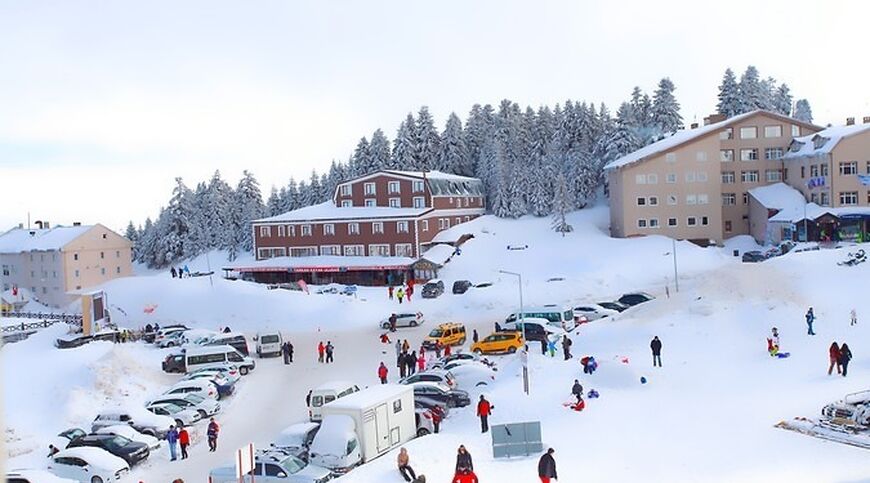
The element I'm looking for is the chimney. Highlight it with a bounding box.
[44,221,50,229]
[73,222,81,227]
[846,117,855,126]
[35,220,43,229]
[17,223,23,229]
[863,116,870,124]
[704,113,727,126]
[690,122,699,129]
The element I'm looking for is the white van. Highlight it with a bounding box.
[185,345,256,375]
[505,304,577,331]
[308,381,360,422]
[254,330,283,358]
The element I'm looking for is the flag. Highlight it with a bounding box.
[858,174,870,186]
[297,279,309,294]
[11,285,17,296]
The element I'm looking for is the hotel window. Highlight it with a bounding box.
[74,253,78,261]
[421,220,429,231]
[372,222,384,234]
[115,251,119,258]
[301,224,312,236]
[800,166,806,178]
[116,267,121,274]
[348,223,360,235]
[696,151,708,162]
[413,197,425,208]
[820,192,829,206]
[701,216,709,226]
[369,244,391,256]
[413,180,424,192]
[343,245,365,256]
[720,128,734,140]
[649,196,658,206]
[323,224,335,236]
[646,174,658,184]
[867,161,870,174]
[397,221,409,233]
[259,226,272,237]
[722,172,735,184]
[810,165,819,177]
[455,217,461,225]
[820,164,829,176]
[687,217,697,226]
[765,170,783,182]
[739,126,757,139]
[100,251,105,259]
[697,172,708,182]
[666,173,677,184]
[686,194,697,205]
[722,193,736,206]
[340,185,351,196]
[364,182,376,195]
[685,172,696,183]
[75,269,80,278]
[463,197,469,207]
[388,181,401,194]
[725,221,732,232]
[449,197,455,205]
[764,125,782,138]
[810,193,818,203]
[100,268,106,275]
[637,197,646,206]
[740,149,758,161]
[289,225,296,237]
[649,218,660,228]
[320,245,341,256]
[698,194,709,205]
[791,125,800,137]
[365,199,376,207]
[341,200,352,207]
[840,161,858,175]
[667,195,677,205]
[840,191,858,206]
[765,148,784,160]
[720,150,734,162]
[277,225,286,237]
[637,219,647,228]
[635,174,647,184]
[668,218,678,227]
[395,244,413,257]
[439,218,450,229]
[742,192,749,204]
[666,153,676,163]
[741,171,759,183]
[389,198,401,208]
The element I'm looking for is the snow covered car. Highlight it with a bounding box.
[5,469,77,483]
[93,425,161,451]
[66,433,150,467]
[209,449,334,483]
[271,422,321,462]
[379,312,425,330]
[421,279,445,298]
[503,318,566,344]
[452,280,472,294]
[47,447,129,483]
[412,382,470,408]
[163,378,220,400]
[147,393,221,418]
[181,370,237,398]
[447,363,496,388]
[156,330,187,348]
[573,304,618,322]
[415,407,435,437]
[821,390,870,426]
[597,301,629,313]
[185,364,242,384]
[341,285,358,296]
[742,250,766,263]
[91,408,175,439]
[153,326,187,346]
[400,370,457,389]
[145,402,202,427]
[618,292,655,307]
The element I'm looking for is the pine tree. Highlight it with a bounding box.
[228,170,264,260]
[125,221,139,260]
[551,173,574,236]
[161,177,195,264]
[266,187,282,216]
[415,106,441,171]
[716,68,741,118]
[203,170,234,251]
[773,83,793,116]
[605,103,641,162]
[350,137,371,176]
[368,129,391,172]
[738,65,764,113]
[437,112,470,175]
[391,114,416,169]
[793,99,813,123]
[759,77,777,111]
[651,77,683,134]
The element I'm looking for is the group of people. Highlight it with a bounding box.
[828,342,853,377]
[169,265,191,278]
[164,417,219,462]
[317,341,335,363]
[396,340,422,378]
[395,444,556,482]
[388,281,415,304]
[281,340,294,364]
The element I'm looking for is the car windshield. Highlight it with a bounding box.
[428,329,444,337]
[106,435,132,448]
[311,396,323,407]
[186,394,205,403]
[261,335,279,343]
[160,403,183,414]
[279,455,306,474]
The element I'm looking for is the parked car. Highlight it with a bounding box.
[597,301,629,313]
[255,330,284,358]
[502,319,565,344]
[5,469,76,483]
[66,433,150,467]
[572,304,618,322]
[308,381,361,422]
[47,447,130,483]
[156,330,187,348]
[415,407,435,437]
[143,323,187,343]
[414,398,450,417]
[146,393,221,418]
[206,332,250,356]
[161,352,187,373]
[271,422,321,462]
[341,285,358,296]
[57,428,87,444]
[185,364,242,384]
[474,282,493,289]
[185,345,255,375]
[422,323,467,349]
[153,327,187,346]
[470,331,524,355]
[412,382,470,408]
[91,408,174,439]
[93,425,160,451]
[182,370,236,397]
[209,449,334,483]
[145,402,202,427]
[742,250,766,263]
[447,363,497,387]
[452,280,472,294]
[399,370,457,389]
[618,292,655,307]
[163,379,220,400]
[379,312,425,330]
[504,305,577,331]
[421,279,445,298]
[315,285,340,295]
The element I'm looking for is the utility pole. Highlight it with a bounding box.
[499,270,529,394]
[672,238,679,293]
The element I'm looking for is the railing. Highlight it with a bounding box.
[0,311,83,333]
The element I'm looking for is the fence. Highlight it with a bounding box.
[491,421,543,458]
[0,312,83,333]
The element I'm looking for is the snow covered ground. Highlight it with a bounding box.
[4,207,870,482]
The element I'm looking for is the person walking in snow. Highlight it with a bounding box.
[397,447,417,482]
[317,341,325,363]
[287,340,294,363]
[390,313,398,332]
[651,336,663,367]
[399,352,408,378]
[306,390,312,407]
[207,418,220,452]
[417,352,426,372]
[282,342,291,365]
[538,447,558,483]
[472,329,479,344]
[378,362,389,384]
[571,379,584,403]
[395,339,402,358]
[406,285,413,302]
[178,426,190,459]
[840,343,853,377]
[444,344,452,357]
[402,339,410,352]
[435,341,443,358]
[397,287,405,304]
[477,395,493,433]
[170,266,177,278]
[166,425,179,461]
[828,342,841,375]
[547,339,557,357]
[455,445,473,472]
[806,307,816,335]
[389,286,394,300]
[431,404,443,433]
[325,341,334,363]
[183,265,190,276]
[562,335,573,360]
[851,309,858,326]
[408,351,418,375]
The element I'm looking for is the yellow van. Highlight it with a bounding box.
[423,323,467,349]
[471,332,524,354]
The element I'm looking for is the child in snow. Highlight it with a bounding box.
[767,327,780,357]
[380,333,391,344]
[547,339,557,357]
[570,398,586,411]
[851,309,858,326]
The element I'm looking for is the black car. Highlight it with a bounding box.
[421,280,445,299]
[503,321,552,343]
[742,251,766,263]
[617,292,655,307]
[162,352,186,373]
[143,323,188,343]
[597,301,629,313]
[412,384,470,408]
[66,433,150,466]
[452,280,472,295]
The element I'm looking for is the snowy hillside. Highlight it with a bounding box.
[4,208,870,482]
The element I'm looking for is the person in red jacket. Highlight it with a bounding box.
[178,426,190,459]
[452,468,479,483]
[477,395,493,433]
[828,341,841,375]
[444,344,452,357]
[430,405,443,433]
[378,362,388,384]
[318,341,325,363]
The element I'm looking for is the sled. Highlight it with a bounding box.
[776,352,791,358]
[775,417,870,450]
[838,250,867,267]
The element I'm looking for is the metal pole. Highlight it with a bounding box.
[499,270,529,395]
[672,238,679,293]
[206,252,214,288]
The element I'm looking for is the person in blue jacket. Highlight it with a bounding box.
[806,307,816,335]
[166,425,179,461]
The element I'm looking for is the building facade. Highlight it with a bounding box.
[605,110,820,245]
[0,223,133,308]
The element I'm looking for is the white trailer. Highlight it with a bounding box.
[309,384,415,472]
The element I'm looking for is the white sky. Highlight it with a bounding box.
[1,0,868,232]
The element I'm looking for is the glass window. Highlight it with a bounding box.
[369,244,390,256]
[685,172,696,183]
[277,225,286,237]
[301,225,311,236]
[341,200,352,207]
[765,170,782,182]
[740,149,758,161]
[259,226,271,237]
[687,217,697,226]
[740,126,757,139]
[413,197,425,208]
[722,193,736,206]
[635,174,646,184]
[389,198,401,207]
[720,128,733,140]
[323,224,334,236]
[637,219,647,228]
[821,164,829,176]
[686,195,697,205]
[696,151,708,162]
[372,222,384,234]
[647,174,658,184]
[397,221,409,233]
[395,244,413,257]
[764,125,782,138]
[791,125,800,137]
[649,218,659,228]
[810,165,819,177]
[348,223,360,235]
[765,148,784,160]
[320,245,341,256]
[698,194,709,204]
[636,197,646,206]
[343,245,364,256]
[820,192,829,206]
[421,220,429,231]
[413,180,425,192]
[722,172,735,184]
[697,172,708,182]
[725,221,732,232]
[840,162,857,175]
[666,173,676,184]
[365,199,376,207]
[839,192,858,206]
[743,192,749,204]
[388,181,401,194]
[340,185,351,196]
[668,217,677,227]
[648,196,658,206]
[741,171,759,183]
[701,216,709,226]
[364,182,376,195]
[720,150,734,162]
[666,153,676,163]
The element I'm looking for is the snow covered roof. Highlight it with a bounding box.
[225,255,417,272]
[784,123,870,159]
[419,244,456,266]
[767,203,870,223]
[309,414,355,456]
[324,383,411,410]
[380,170,485,197]
[0,225,93,253]
[748,183,807,210]
[254,202,429,223]
[381,170,478,182]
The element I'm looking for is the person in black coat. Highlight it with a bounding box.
[455,445,473,472]
[407,351,417,375]
[287,341,294,362]
[282,342,291,364]
[650,336,663,367]
[840,343,853,377]
[562,336,573,360]
[538,448,557,482]
[571,379,583,403]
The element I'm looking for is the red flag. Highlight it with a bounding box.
[11,285,17,296]
[297,279,309,294]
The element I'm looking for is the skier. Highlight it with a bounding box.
[768,328,780,357]
[390,314,398,332]
[840,343,853,377]
[806,307,816,335]
[183,265,190,276]
[650,336,663,367]
[571,379,584,403]
[305,390,312,407]
[403,339,410,352]
[452,468,479,483]
[547,338,557,357]
[828,342,841,375]
[207,418,219,452]
[417,352,426,372]
[477,395,493,433]
[178,426,190,459]
[562,335,573,360]
[378,362,389,384]
[472,329,479,344]
[380,333,391,344]
[317,341,325,363]
[166,425,179,461]
[397,287,405,304]
[851,308,858,326]
[325,341,334,363]
[538,447,558,483]
[170,266,177,278]
[455,445,474,472]
[389,286,394,300]
[282,342,291,365]
[581,356,598,374]
[397,447,417,482]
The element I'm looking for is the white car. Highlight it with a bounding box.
[164,379,219,400]
[6,469,77,483]
[380,312,425,330]
[91,408,175,439]
[447,363,497,388]
[147,393,221,418]
[145,402,202,427]
[156,330,187,348]
[573,304,619,322]
[185,365,242,384]
[271,422,320,461]
[47,447,129,483]
[183,369,236,387]
[153,327,186,345]
[93,425,161,451]
[400,370,457,389]
[210,449,333,483]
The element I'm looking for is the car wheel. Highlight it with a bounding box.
[382,323,390,330]
[198,409,208,418]
[410,321,417,327]
[417,427,431,437]
[91,476,104,483]
[508,346,517,354]
[473,349,482,355]
[240,366,249,375]
[175,419,184,427]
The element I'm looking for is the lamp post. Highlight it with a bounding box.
[664,239,679,293]
[499,270,529,394]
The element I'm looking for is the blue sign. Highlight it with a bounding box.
[857,174,870,186]
[806,176,826,189]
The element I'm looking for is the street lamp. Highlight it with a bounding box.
[498,270,529,395]
[663,239,679,293]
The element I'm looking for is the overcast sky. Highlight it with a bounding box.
[1,0,868,232]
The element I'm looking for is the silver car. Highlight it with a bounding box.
[146,393,221,418]
[145,402,202,427]
[380,312,425,330]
